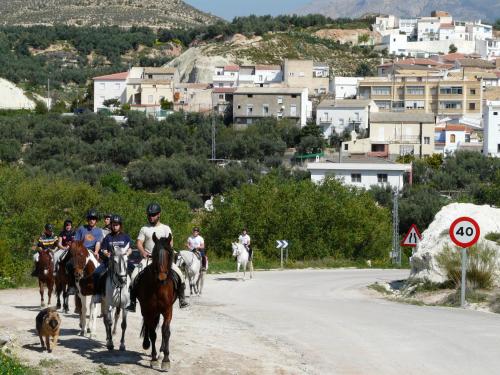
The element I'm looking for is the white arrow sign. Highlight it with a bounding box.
[276,240,289,249]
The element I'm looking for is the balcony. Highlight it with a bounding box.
[388,135,421,144]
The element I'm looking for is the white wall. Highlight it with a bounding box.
[316,106,368,138]
[483,101,500,157]
[254,69,282,85]
[332,77,362,99]
[94,79,127,112]
[444,130,466,154]
[310,168,405,190]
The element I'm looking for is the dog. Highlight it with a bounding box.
[36,307,61,353]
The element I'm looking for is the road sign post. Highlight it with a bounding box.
[276,240,289,269]
[449,217,480,308]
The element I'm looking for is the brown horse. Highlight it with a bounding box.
[70,240,99,336]
[55,248,72,313]
[37,249,54,307]
[135,233,177,370]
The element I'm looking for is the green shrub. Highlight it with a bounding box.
[436,242,498,289]
[0,351,38,375]
[485,232,500,245]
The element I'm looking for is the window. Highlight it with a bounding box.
[371,144,385,152]
[450,134,456,143]
[246,105,253,115]
[439,101,462,109]
[406,86,425,95]
[440,86,463,95]
[465,134,471,143]
[277,96,283,104]
[237,105,241,109]
[372,86,391,95]
[247,94,253,98]
[374,100,391,109]
[351,173,361,183]
[148,74,153,79]
[290,105,297,116]
[218,94,224,99]
[344,144,348,150]
[218,83,223,87]
[405,100,425,109]
[470,89,476,95]
[377,174,388,183]
[291,94,297,98]
[469,103,476,110]
[494,112,498,115]
[424,137,430,144]
[263,105,269,115]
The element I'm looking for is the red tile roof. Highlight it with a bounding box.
[440,23,454,29]
[445,125,467,131]
[224,65,240,72]
[93,71,128,81]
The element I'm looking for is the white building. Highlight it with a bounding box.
[93,71,128,113]
[316,99,378,139]
[373,15,399,35]
[308,160,411,190]
[483,101,500,157]
[254,65,283,86]
[331,77,363,99]
[476,39,500,61]
[213,65,239,88]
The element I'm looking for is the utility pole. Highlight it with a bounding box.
[211,112,216,161]
[392,188,400,266]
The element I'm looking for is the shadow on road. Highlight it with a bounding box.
[13,305,43,312]
[22,342,44,352]
[213,277,241,282]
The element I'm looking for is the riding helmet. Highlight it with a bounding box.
[193,226,200,232]
[86,208,99,220]
[64,218,72,226]
[111,214,122,225]
[45,223,54,232]
[146,203,161,215]
[103,213,112,219]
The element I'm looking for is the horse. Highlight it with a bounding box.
[176,250,203,296]
[70,240,100,337]
[134,233,177,370]
[102,247,130,351]
[55,249,72,313]
[231,243,253,280]
[37,249,54,307]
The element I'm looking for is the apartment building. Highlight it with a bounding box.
[212,65,283,89]
[283,59,329,95]
[93,71,128,112]
[358,74,482,119]
[173,83,212,113]
[342,112,436,159]
[483,101,500,157]
[126,67,177,112]
[233,87,309,126]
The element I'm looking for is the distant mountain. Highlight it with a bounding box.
[296,0,500,22]
[0,0,220,28]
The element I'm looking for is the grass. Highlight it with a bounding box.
[441,289,489,307]
[0,350,40,375]
[38,358,60,368]
[96,365,124,375]
[368,282,392,295]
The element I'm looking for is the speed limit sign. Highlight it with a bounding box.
[449,217,480,248]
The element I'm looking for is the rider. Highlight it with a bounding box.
[126,202,189,312]
[101,213,112,238]
[238,228,252,262]
[55,219,75,273]
[31,224,58,277]
[93,214,131,301]
[187,227,206,270]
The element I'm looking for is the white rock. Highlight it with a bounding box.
[0,78,35,109]
[409,203,500,283]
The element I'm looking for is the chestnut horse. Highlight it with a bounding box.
[55,249,72,313]
[37,249,54,307]
[135,233,177,370]
[70,240,99,336]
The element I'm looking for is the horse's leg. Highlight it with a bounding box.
[79,295,87,336]
[112,307,120,336]
[104,306,114,350]
[119,309,127,351]
[149,320,158,368]
[160,316,171,370]
[250,260,254,279]
[39,281,45,307]
[63,282,69,313]
[48,280,53,306]
[55,278,61,309]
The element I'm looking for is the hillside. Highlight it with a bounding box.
[0,0,219,28]
[297,0,500,22]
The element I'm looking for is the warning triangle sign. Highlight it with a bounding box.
[401,224,422,247]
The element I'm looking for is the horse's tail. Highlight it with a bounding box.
[140,320,146,338]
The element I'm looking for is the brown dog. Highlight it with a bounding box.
[36,307,61,353]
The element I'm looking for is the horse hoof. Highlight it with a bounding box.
[119,345,125,351]
[161,361,170,371]
[86,328,91,334]
[41,303,46,308]
[56,303,61,309]
[64,309,69,314]
[107,344,114,351]
[79,330,85,336]
[151,360,159,368]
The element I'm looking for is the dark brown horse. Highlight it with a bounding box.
[70,240,99,336]
[55,248,72,313]
[37,249,54,307]
[135,233,177,370]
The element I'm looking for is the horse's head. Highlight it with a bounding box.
[109,246,128,286]
[231,242,239,257]
[152,232,173,279]
[69,240,87,280]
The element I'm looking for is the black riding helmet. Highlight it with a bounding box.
[64,218,72,226]
[86,208,99,220]
[111,214,122,225]
[44,223,54,232]
[146,203,161,216]
[103,213,112,219]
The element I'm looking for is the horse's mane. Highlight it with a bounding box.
[152,234,173,275]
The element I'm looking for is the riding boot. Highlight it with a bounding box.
[126,286,137,312]
[178,282,189,308]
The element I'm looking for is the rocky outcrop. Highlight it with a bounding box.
[410,203,500,283]
[0,79,36,110]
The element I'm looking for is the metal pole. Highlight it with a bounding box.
[392,188,400,265]
[280,247,283,269]
[211,112,216,160]
[461,247,467,308]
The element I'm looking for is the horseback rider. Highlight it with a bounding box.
[126,202,189,312]
[187,227,207,271]
[238,228,252,261]
[54,218,75,273]
[101,213,112,238]
[31,224,58,277]
[67,209,103,295]
[93,214,131,301]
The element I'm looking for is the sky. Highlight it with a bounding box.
[184,0,309,20]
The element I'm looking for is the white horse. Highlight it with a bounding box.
[231,243,253,280]
[176,250,203,295]
[101,248,130,351]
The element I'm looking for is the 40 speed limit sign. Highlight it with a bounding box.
[449,216,480,248]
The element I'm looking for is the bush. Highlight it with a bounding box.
[436,243,498,289]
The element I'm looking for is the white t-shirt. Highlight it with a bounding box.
[238,234,251,246]
[187,235,204,251]
[137,223,172,254]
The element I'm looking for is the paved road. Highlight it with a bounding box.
[3,269,500,374]
[206,269,500,375]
